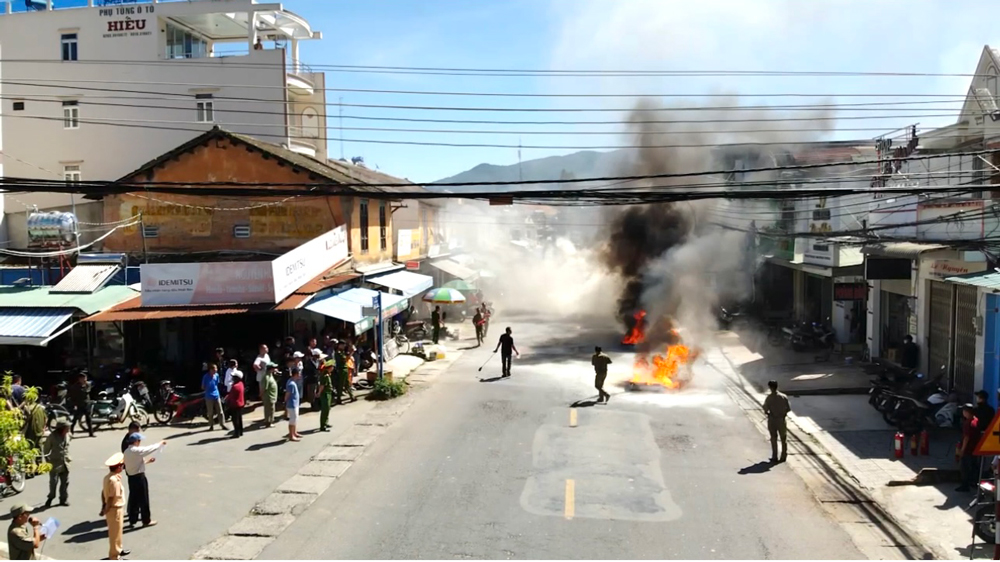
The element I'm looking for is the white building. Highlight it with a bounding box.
[0,0,327,247]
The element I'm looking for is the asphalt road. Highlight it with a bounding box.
[261,316,866,560]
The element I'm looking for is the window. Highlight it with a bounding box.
[196,94,214,123]
[379,201,387,250]
[62,101,79,129]
[233,225,251,239]
[812,208,831,221]
[61,33,78,61]
[359,199,369,253]
[166,23,208,59]
[63,164,81,184]
[12,101,24,111]
[142,225,159,239]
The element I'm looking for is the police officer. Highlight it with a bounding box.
[762,380,791,463]
[591,346,612,403]
[318,359,335,432]
[44,420,72,507]
[7,503,44,560]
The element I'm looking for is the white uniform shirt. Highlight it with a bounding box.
[224,368,242,393]
[124,443,161,476]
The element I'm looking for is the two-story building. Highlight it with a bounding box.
[0,0,328,247]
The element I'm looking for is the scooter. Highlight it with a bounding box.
[0,455,26,496]
[970,478,997,543]
[87,388,148,431]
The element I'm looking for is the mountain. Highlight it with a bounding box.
[432,150,624,192]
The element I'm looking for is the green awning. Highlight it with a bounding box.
[0,285,138,316]
[945,271,1000,289]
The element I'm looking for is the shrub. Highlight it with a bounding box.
[369,377,408,401]
[0,374,47,475]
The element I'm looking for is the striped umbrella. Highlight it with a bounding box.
[422,287,467,304]
[442,279,477,292]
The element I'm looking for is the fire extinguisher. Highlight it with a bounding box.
[893,432,905,459]
[919,430,929,455]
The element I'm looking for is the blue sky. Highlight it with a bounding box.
[284,0,1000,183]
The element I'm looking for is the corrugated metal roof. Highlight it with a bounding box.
[861,242,950,260]
[946,270,1000,289]
[368,271,433,298]
[0,308,74,346]
[86,297,271,322]
[50,265,119,294]
[0,285,137,315]
[429,259,478,281]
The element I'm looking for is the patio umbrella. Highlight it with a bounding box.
[442,279,477,292]
[422,287,467,304]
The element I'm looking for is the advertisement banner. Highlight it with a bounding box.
[271,225,349,303]
[140,261,274,306]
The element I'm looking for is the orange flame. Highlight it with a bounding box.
[630,329,698,389]
[622,310,647,345]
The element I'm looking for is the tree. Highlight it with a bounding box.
[0,374,49,476]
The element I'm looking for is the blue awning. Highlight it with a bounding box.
[0,308,75,346]
[368,271,433,298]
[305,288,408,335]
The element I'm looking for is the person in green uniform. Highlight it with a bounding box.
[22,392,46,450]
[317,360,335,432]
[7,503,44,560]
[334,341,355,404]
[44,421,71,507]
[262,363,280,428]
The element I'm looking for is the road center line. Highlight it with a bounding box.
[564,479,575,520]
[569,409,578,428]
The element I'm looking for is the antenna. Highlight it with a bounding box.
[338,97,345,160]
[518,137,523,182]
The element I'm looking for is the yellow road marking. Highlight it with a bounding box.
[569,409,578,428]
[564,479,575,520]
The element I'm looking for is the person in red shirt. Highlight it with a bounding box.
[225,372,246,439]
[957,404,983,492]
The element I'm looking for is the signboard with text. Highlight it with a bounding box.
[271,225,349,303]
[927,259,987,280]
[834,283,867,301]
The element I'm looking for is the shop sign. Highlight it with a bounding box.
[100,4,154,39]
[405,261,420,271]
[834,283,867,301]
[928,259,987,280]
[140,261,274,306]
[272,225,349,303]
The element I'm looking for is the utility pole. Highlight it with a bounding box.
[518,137,523,182]
[339,97,345,160]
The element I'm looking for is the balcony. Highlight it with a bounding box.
[286,65,316,97]
[288,127,317,158]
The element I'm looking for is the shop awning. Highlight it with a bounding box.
[0,308,74,346]
[862,242,949,260]
[368,271,433,298]
[305,288,408,335]
[429,259,478,281]
[85,296,275,322]
[945,271,1000,289]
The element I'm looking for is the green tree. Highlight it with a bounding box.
[0,374,49,476]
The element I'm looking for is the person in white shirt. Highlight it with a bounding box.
[224,359,242,394]
[123,433,165,529]
[253,344,270,401]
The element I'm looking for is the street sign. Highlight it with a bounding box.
[405,261,420,271]
[974,414,1000,455]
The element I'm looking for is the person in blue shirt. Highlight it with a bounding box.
[285,368,302,442]
[201,364,228,431]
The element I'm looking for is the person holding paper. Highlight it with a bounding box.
[7,503,45,560]
[123,433,165,529]
[100,452,129,560]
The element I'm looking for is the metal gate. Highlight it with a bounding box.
[928,281,953,386]
[954,284,979,395]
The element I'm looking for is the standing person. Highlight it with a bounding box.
[224,359,242,395]
[202,364,228,431]
[10,375,25,408]
[121,421,140,453]
[493,327,519,378]
[762,380,791,463]
[480,303,491,338]
[317,360,334,432]
[591,346,612,403]
[975,390,995,428]
[957,404,983,492]
[285,368,302,442]
[262,363,279,428]
[900,335,919,370]
[43,421,71,507]
[123,433,165,528]
[253,344,271,402]
[22,393,46,449]
[432,306,443,344]
[225,371,245,439]
[334,341,355,405]
[68,371,93,437]
[472,309,484,347]
[100,452,129,560]
[7,504,45,560]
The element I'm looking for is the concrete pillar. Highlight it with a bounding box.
[292,39,300,73]
[867,280,882,358]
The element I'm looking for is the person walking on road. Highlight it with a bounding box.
[762,380,791,463]
[472,309,485,346]
[317,360,334,432]
[334,341,355,405]
[100,452,129,560]
[253,344,271,401]
[494,327,519,378]
[123,433,165,528]
[285,368,302,442]
[7,503,45,560]
[202,364,228,431]
[480,303,491,338]
[591,346,612,403]
[262,363,279,428]
[225,371,245,438]
[43,421,71,507]
[68,371,93,437]
[432,306,443,344]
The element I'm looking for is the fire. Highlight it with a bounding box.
[629,329,698,390]
[622,310,647,345]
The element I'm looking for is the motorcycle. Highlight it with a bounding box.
[970,478,997,543]
[717,305,745,330]
[0,455,26,496]
[86,387,148,431]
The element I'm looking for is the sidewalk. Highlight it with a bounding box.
[718,333,984,560]
[722,331,871,395]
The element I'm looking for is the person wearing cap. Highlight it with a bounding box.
[285,367,302,441]
[201,363,228,431]
[290,351,306,397]
[317,359,335,432]
[334,340,355,405]
[124,432,165,528]
[100,452,129,560]
[121,421,141,453]
[43,420,71,507]
[225,370,245,438]
[7,503,45,560]
[262,363,279,428]
[305,347,326,411]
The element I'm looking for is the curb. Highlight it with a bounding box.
[191,350,462,560]
[713,348,943,561]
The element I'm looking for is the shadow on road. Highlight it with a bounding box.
[162,428,207,441]
[187,435,232,447]
[63,519,107,544]
[479,376,504,383]
[738,461,775,475]
[246,439,287,452]
[571,398,601,408]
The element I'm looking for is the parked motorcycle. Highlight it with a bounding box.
[880,366,949,431]
[86,387,148,431]
[970,478,997,543]
[0,455,26,496]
